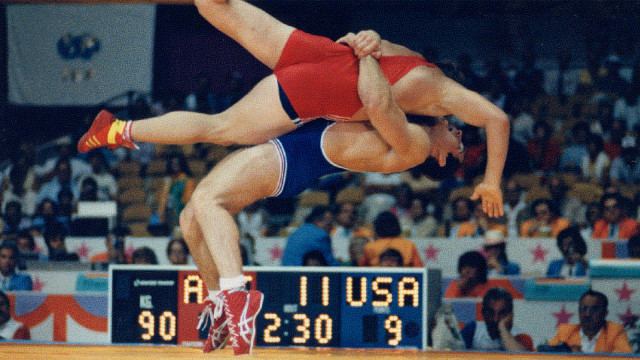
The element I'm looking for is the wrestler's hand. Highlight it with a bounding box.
[470,182,504,218]
[337,30,381,58]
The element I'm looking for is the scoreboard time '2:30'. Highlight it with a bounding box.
[109,266,430,349]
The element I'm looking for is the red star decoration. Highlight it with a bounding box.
[269,246,283,261]
[552,304,574,327]
[618,306,639,328]
[424,245,440,261]
[615,281,636,301]
[32,276,45,292]
[530,244,549,263]
[75,241,90,259]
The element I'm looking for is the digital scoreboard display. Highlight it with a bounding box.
[109,266,429,349]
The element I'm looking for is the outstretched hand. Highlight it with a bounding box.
[336,30,382,59]
[470,182,504,218]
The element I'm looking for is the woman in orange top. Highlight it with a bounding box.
[444,251,491,298]
[520,198,570,238]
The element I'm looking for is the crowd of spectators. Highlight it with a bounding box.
[0,42,639,353]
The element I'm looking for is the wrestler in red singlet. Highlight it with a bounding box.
[274,30,435,121]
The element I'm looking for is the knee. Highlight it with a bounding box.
[190,186,226,216]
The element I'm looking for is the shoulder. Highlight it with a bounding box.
[605,321,626,334]
[555,323,580,338]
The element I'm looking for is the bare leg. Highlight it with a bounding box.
[131,76,296,146]
[189,144,280,278]
[180,203,220,291]
[194,0,295,69]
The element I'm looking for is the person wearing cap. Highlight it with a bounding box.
[483,230,520,276]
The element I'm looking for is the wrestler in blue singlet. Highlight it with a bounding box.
[269,119,349,198]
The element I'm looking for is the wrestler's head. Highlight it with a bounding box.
[407,116,463,180]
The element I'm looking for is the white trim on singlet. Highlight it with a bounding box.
[268,139,287,197]
[319,121,356,172]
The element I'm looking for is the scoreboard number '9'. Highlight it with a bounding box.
[110,266,434,349]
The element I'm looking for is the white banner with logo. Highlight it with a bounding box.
[7,4,155,105]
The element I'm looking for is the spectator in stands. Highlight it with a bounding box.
[444,251,490,298]
[282,206,337,266]
[237,202,267,242]
[1,152,37,217]
[592,194,640,240]
[0,242,32,291]
[483,230,520,276]
[559,121,590,173]
[627,233,640,259]
[527,120,561,173]
[90,226,130,265]
[581,134,610,183]
[302,250,328,266]
[547,176,583,225]
[78,151,117,201]
[546,289,631,353]
[167,238,189,265]
[34,143,91,189]
[131,247,158,265]
[510,98,535,145]
[157,153,195,233]
[44,222,78,262]
[15,230,45,269]
[0,290,30,340]
[580,202,602,239]
[399,196,439,238]
[348,236,370,266]
[604,118,626,160]
[361,172,401,223]
[331,202,370,263]
[547,226,588,278]
[56,189,73,231]
[459,126,486,183]
[440,197,474,239]
[461,287,533,351]
[31,199,65,236]
[613,87,640,132]
[378,248,404,267]
[35,158,79,205]
[503,179,527,237]
[2,201,30,237]
[360,211,423,267]
[609,136,640,185]
[78,177,98,201]
[520,198,570,238]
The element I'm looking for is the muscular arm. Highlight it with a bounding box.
[439,79,509,217]
[357,56,427,169]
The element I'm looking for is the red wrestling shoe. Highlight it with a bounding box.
[197,295,230,352]
[222,289,264,356]
[77,110,137,153]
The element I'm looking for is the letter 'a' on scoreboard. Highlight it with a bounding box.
[109,266,440,349]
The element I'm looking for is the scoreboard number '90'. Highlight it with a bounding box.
[109,266,431,349]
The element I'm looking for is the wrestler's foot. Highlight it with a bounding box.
[222,289,264,356]
[77,110,137,153]
[197,295,230,352]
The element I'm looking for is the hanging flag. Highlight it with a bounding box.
[8,4,155,105]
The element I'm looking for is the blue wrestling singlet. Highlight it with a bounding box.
[269,119,348,198]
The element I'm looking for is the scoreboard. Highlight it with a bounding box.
[109,266,436,349]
